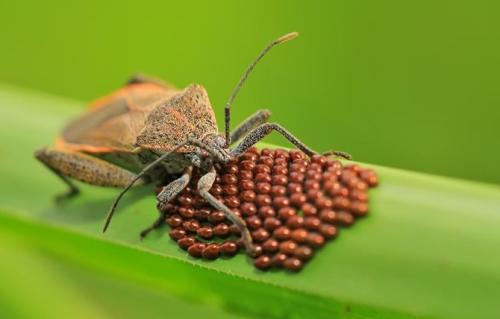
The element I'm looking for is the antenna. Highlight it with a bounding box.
[224,32,299,147]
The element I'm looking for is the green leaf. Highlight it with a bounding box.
[1,84,499,319]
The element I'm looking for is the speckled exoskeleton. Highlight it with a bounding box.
[35,32,351,255]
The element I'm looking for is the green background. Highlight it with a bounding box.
[1,2,500,318]
[1,0,499,183]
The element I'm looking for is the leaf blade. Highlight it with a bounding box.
[1,85,500,319]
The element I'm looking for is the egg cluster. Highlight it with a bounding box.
[155,147,378,271]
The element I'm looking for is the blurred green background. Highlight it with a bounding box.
[0,0,499,185]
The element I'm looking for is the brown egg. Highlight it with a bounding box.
[208,211,226,223]
[272,175,288,186]
[290,163,307,176]
[177,236,196,250]
[272,165,288,175]
[223,184,238,196]
[177,195,194,207]
[222,174,238,185]
[286,216,304,229]
[273,156,287,165]
[280,241,298,255]
[351,201,369,216]
[293,246,314,261]
[319,209,336,223]
[209,184,223,196]
[273,196,290,209]
[289,193,307,207]
[260,148,274,157]
[178,207,195,219]
[240,160,256,171]
[319,224,338,239]
[350,189,368,202]
[278,207,296,219]
[262,239,279,253]
[254,164,271,175]
[213,223,230,237]
[182,219,200,232]
[240,152,258,162]
[254,255,272,270]
[239,170,253,180]
[255,182,272,194]
[336,211,355,226]
[289,172,305,183]
[224,164,239,175]
[255,173,272,183]
[360,169,379,186]
[301,203,317,216]
[258,206,276,218]
[256,194,272,206]
[258,156,274,167]
[287,183,303,194]
[169,228,186,241]
[289,150,304,161]
[166,215,183,227]
[316,154,330,164]
[273,226,291,241]
[263,217,282,231]
[220,241,239,256]
[187,242,206,258]
[197,226,214,239]
[290,228,308,243]
[272,253,288,267]
[271,185,287,197]
[239,180,255,191]
[224,196,240,208]
[245,215,262,230]
[307,233,325,248]
[194,208,211,221]
[252,228,270,242]
[241,202,257,216]
[202,244,220,260]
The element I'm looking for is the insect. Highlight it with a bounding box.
[35,32,351,255]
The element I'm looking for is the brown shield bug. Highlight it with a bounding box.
[34,32,351,256]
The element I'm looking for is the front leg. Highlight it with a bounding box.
[197,167,255,256]
[230,123,352,160]
[140,167,193,238]
[230,123,316,157]
[230,109,271,144]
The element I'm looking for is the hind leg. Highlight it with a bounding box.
[126,74,169,87]
[35,147,147,202]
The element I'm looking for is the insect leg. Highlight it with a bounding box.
[126,73,169,86]
[229,123,317,157]
[230,123,352,160]
[197,167,255,256]
[35,147,147,201]
[140,167,193,239]
[104,138,200,232]
[139,210,167,239]
[35,149,80,202]
[104,136,231,233]
[229,109,271,144]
